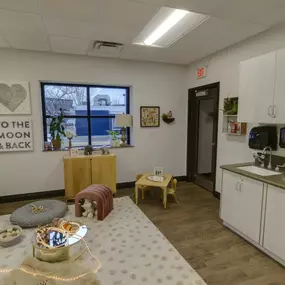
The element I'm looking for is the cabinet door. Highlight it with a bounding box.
[221,171,263,243]
[91,155,116,193]
[273,48,285,123]
[221,171,242,229]
[263,185,285,261]
[238,51,276,123]
[64,157,91,199]
[238,176,264,243]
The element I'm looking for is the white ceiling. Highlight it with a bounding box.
[0,0,284,64]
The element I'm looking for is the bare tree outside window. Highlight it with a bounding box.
[44,85,87,116]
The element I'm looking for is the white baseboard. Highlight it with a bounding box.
[223,221,285,267]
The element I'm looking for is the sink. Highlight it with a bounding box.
[237,166,281,176]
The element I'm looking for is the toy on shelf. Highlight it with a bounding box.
[100,147,110,155]
[84,145,93,155]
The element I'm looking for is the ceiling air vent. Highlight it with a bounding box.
[93,40,124,50]
[87,40,124,55]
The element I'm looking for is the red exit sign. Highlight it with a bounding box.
[196,67,206,79]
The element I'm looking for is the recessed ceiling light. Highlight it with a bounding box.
[134,7,210,48]
[144,9,189,46]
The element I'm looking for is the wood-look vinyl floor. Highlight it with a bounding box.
[1,182,285,285]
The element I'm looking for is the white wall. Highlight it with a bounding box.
[0,49,187,196]
[186,22,285,193]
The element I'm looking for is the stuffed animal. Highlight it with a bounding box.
[80,199,96,218]
[100,147,110,155]
[84,145,93,156]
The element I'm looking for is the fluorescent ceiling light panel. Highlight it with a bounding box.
[134,7,210,48]
[144,9,189,46]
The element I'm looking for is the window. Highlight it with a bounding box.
[41,83,130,148]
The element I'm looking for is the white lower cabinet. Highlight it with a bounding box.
[263,185,285,261]
[221,170,263,243]
[221,170,285,265]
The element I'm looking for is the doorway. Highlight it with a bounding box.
[187,82,220,198]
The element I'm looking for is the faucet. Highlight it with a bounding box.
[253,152,265,167]
[262,146,272,169]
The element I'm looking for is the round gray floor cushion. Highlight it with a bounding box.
[10,200,68,228]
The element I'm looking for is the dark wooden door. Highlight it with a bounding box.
[187,82,220,198]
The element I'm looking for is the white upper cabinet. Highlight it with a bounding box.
[273,48,285,123]
[238,51,276,123]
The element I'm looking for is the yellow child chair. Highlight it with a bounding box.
[136,174,152,200]
[162,178,178,203]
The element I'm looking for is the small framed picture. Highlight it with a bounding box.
[140,106,160,127]
[154,167,164,177]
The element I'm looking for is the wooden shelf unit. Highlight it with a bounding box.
[64,154,116,199]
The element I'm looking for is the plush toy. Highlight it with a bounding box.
[80,199,96,218]
[100,147,110,155]
[84,145,93,156]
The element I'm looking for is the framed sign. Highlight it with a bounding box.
[0,118,33,152]
[0,82,31,115]
[140,106,160,127]
[153,167,164,177]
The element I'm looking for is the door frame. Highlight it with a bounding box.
[187,82,220,199]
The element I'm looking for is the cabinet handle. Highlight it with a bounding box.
[268,105,272,116]
[239,182,243,191]
[236,182,240,190]
[273,105,277,118]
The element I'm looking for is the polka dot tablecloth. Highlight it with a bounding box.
[0,197,207,285]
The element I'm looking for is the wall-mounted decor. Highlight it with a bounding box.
[0,118,33,152]
[222,97,247,136]
[162,111,175,124]
[140,106,160,127]
[0,82,31,115]
[223,97,238,115]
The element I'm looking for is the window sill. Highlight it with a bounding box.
[42,145,135,152]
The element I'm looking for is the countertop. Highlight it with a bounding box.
[221,162,285,190]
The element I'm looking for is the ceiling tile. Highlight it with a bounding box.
[1,30,50,51]
[43,17,140,43]
[210,0,285,26]
[40,0,159,27]
[0,9,46,34]
[131,0,226,14]
[0,0,39,14]
[43,17,98,39]
[49,36,89,55]
[182,17,267,45]
[39,0,101,22]
[119,44,187,64]
[0,35,10,48]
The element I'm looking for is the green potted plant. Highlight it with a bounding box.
[107,130,120,147]
[50,111,66,150]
